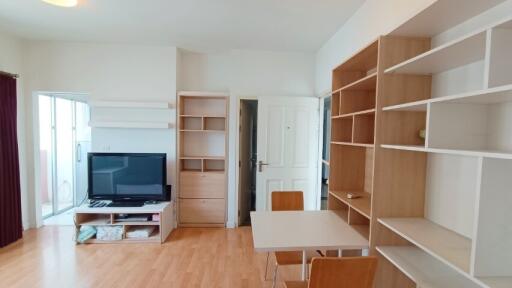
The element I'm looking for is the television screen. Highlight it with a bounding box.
[88,153,167,201]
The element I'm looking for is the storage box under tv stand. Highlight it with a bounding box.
[74,201,174,244]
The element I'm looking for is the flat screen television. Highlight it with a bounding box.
[88,153,167,203]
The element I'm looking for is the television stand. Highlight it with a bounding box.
[74,201,175,244]
[108,201,145,207]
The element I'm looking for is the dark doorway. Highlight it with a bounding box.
[239,99,258,226]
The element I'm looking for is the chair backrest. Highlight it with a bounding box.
[271,191,304,211]
[308,257,378,288]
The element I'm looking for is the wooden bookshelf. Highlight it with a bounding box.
[371,15,512,288]
[177,92,228,227]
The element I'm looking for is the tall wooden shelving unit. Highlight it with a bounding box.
[177,92,228,227]
[328,12,512,288]
[328,8,512,288]
[328,37,431,249]
[372,16,512,288]
[328,40,379,241]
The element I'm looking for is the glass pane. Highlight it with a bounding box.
[55,98,75,211]
[39,95,54,218]
[322,97,331,161]
[75,102,91,206]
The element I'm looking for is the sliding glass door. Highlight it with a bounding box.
[39,94,91,218]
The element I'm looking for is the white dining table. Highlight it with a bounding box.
[250,210,369,280]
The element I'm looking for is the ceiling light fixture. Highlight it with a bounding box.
[42,0,78,7]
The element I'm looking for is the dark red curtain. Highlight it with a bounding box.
[0,74,22,248]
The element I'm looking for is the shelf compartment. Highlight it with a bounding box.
[331,117,353,143]
[384,84,512,112]
[377,246,481,288]
[472,158,512,286]
[385,30,486,75]
[180,96,227,117]
[353,112,375,145]
[487,19,512,88]
[381,111,426,146]
[428,101,512,154]
[332,40,379,91]
[382,144,512,160]
[180,159,202,172]
[180,116,202,130]
[203,159,225,172]
[331,91,341,116]
[329,190,371,219]
[340,72,377,92]
[181,132,226,158]
[378,217,472,274]
[339,90,376,115]
[76,214,112,226]
[329,204,349,223]
[329,145,374,196]
[204,117,226,131]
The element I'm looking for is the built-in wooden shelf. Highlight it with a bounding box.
[89,121,173,129]
[339,72,377,92]
[381,144,512,160]
[332,108,375,119]
[180,115,226,118]
[378,218,472,274]
[179,129,225,133]
[180,156,225,160]
[376,246,481,288]
[384,84,512,111]
[385,30,486,75]
[329,190,371,219]
[331,142,374,148]
[178,93,228,227]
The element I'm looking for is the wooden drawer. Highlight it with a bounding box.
[179,199,225,224]
[180,172,225,199]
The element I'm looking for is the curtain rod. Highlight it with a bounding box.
[0,70,19,79]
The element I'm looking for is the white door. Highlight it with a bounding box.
[256,96,319,211]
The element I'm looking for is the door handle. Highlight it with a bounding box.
[258,161,269,172]
[76,143,81,163]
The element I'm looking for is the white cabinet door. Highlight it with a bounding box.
[256,96,319,211]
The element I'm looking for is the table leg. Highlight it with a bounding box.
[302,250,307,281]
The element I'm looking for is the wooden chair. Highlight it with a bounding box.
[266,191,321,288]
[285,257,378,288]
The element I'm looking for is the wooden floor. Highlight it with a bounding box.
[0,226,301,288]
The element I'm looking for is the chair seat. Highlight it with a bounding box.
[275,250,319,265]
[285,281,308,288]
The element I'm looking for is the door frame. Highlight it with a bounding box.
[317,92,332,211]
[235,96,258,227]
[235,95,322,227]
[32,91,89,228]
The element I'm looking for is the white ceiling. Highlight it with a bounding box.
[0,0,365,52]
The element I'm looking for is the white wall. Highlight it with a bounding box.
[23,41,178,227]
[178,49,315,96]
[314,0,436,95]
[0,31,29,230]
